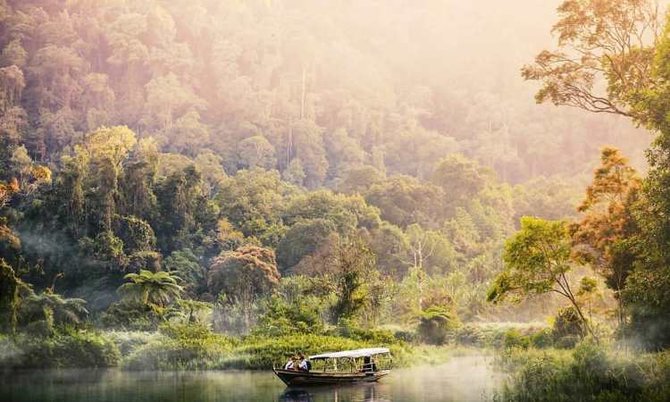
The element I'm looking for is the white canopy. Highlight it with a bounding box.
[308,347,390,360]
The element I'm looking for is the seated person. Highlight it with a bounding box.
[284,355,296,370]
[298,353,311,372]
[362,356,378,373]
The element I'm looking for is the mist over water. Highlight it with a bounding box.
[0,355,501,402]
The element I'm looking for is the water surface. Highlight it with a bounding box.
[0,355,502,402]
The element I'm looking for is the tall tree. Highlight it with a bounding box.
[571,147,641,327]
[118,269,183,310]
[208,245,280,331]
[522,0,660,118]
[488,217,595,338]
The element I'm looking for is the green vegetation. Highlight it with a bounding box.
[496,343,670,402]
[2,0,670,400]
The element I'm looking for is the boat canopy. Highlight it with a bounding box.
[308,347,390,360]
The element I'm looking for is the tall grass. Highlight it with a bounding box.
[496,343,670,401]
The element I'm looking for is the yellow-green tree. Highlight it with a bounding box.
[488,217,594,338]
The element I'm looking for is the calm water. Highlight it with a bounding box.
[0,355,502,402]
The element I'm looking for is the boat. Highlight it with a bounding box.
[273,347,392,386]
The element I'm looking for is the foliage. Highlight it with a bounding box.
[570,147,641,327]
[219,334,396,370]
[99,302,163,331]
[522,0,660,117]
[0,330,120,369]
[164,248,206,297]
[552,307,585,348]
[488,217,594,338]
[122,323,232,370]
[417,306,461,345]
[0,259,27,333]
[498,343,670,402]
[19,291,88,335]
[325,237,378,323]
[118,270,183,309]
[252,277,326,337]
[208,245,280,331]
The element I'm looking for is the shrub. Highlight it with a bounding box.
[530,328,554,349]
[552,307,584,348]
[106,331,165,355]
[417,306,461,345]
[252,294,324,337]
[121,323,232,370]
[220,334,407,370]
[331,319,398,344]
[394,330,417,343]
[0,331,120,369]
[99,302,161,331]
[455,325,486,347]
[498,343,670,401]
[503,329,531,350]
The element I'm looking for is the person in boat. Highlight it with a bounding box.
[284,355,297,370]
[363,355,377,373]
[298,353,311,372]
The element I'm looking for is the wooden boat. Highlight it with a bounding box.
[273,347,391,386]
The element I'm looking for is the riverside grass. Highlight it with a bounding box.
[121,332,410,370]
[495,343,670,402]
[0,322,553,371]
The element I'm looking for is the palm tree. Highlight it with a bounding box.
[118,270,183,309]
[21,291,89,333]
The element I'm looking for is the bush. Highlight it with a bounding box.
[330,319,398,344]
[503,329,531,350]
[455,325,486,347]
[0,331,120,369]
[394,330,417,343]
[106,331,165,355]
[99,302,161,331]
[530,328,554,349]
[552,307,584,348]
[221,334,407,370]
[122,323,232,370]
[498,343,670,401]
[252,294,324,337]
[417,306,461,345]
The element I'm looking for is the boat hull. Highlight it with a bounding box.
[273,369,390,386]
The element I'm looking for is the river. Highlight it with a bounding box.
[0,355,503,402]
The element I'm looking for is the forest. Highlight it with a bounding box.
[1,0,670,401]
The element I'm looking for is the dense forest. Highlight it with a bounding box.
[2,0,670,400]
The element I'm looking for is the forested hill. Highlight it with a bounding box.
[0,0,650,327]
[0,0,648,184]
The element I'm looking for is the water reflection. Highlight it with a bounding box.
[0,355,501,402]
[279,383,392,402]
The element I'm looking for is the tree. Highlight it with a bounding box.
[326,237,377,323]
[431,154,490,214]
[118,270,183,310]
[276,219,337,273]
[487,217,595,338]
[365,175,444,228]
[0,259,28,333]
[237,135,276,169]
[338,166,384,195]
[524,0,670,347]
[164,248,206,297]
[571,147,641,327]
[522,0,660,118]
[417,305,461,345]
[208,245,280,331]
[282,190,381,235]
[217,169,294,246]
[20,291,89,334]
